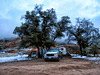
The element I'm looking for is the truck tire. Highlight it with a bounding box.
[44,59,48,61]
[57,57,60,61]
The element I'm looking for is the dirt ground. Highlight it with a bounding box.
[0,57,100,75]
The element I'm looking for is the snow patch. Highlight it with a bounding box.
[20,48,32,51]
[71,54,100,61]
[0,55,32,63]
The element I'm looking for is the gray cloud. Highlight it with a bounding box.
[0,0,100,39]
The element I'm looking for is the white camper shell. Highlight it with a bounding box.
[59,47,67,55]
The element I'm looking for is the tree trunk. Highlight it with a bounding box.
[37,46,41,58]
[93,50,96,57]
[41,47,44,59]
[79,44,83,57]
[94,53,95,57]
[21,37,23,41]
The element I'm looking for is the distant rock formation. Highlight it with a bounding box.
[0,37,21,49]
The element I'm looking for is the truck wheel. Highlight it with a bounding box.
[44,59,47,61]
[57,57,60,61]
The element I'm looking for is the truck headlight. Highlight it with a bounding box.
[55,54,58,56]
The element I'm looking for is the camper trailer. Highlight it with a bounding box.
[59,47,67,55]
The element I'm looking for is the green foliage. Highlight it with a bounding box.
[13,4,100,57]
[14,5,56,48]
[66,18,100,55]
[13,5,71,58]
[44,40,55,50]
[52,16,71,40]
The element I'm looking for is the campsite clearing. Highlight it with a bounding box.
[0,56,100,75]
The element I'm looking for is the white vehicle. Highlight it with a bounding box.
[59,47,67,55]
[44,48,63,61]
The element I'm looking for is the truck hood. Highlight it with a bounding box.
[46,52,58,54]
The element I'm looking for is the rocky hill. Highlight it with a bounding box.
[0,38,21,49]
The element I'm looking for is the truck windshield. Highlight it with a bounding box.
[47,48,58,52]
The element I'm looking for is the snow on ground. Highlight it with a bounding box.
[71,54,100,61]
[0,53,100,63]
[0,54,32,63]
[1,48,32,52]
[0,48,33,63]
[20,48,32,51]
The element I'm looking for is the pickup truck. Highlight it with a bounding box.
[44,48,63,61]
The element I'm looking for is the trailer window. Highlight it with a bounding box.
[61,48,63,50]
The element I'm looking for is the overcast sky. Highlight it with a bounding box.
[0,0,100,39]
